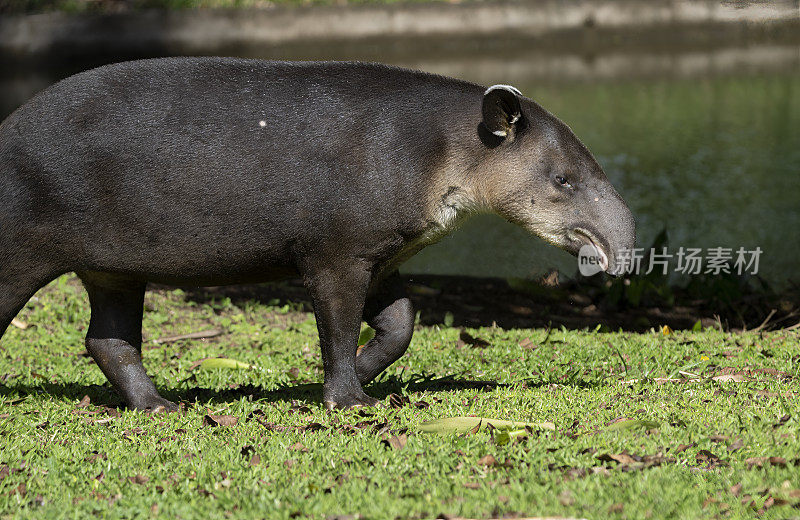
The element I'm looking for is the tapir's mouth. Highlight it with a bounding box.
[571,227,610,272]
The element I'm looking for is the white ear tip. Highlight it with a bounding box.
[484,84,522,96]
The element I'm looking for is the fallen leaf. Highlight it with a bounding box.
[10,483,26,497]
[249,453,261,467]
[383,434,407,451]
[463,482,480,489]
[746,457,768,469]
[729,482,742,496]
[128,474,149,485]
[477,455,497,466]
[712,374,750,383]
[196,358,251,370]
[11,318,29,330]
[387,393,409,409]
[289,442,307,452]
[695,450,725,467]
[769,456,787,467]
[598,452,638,465]
[287,367,300,380]
[673,443,696,453]
[203,414,238,427]
[77,395,91,408]
[419,416,554,434]
[299,422,327,432]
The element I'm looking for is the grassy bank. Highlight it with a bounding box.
[1,275,799,519]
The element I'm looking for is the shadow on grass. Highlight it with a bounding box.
[168,269,799,333]
[0,373,602,410]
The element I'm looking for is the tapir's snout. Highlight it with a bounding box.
[567,188,636,277]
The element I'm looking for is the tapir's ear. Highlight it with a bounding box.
[482,84,523,141]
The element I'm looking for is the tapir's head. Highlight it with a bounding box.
[473,84,635,275]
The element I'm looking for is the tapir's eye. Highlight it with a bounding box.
[555,175,573,189]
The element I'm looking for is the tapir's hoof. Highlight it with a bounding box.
[324,393,381,411]
[129,395,180,413]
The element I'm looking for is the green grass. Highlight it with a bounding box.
[1,275,799,519]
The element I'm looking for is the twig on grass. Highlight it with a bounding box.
[152,329,224,344]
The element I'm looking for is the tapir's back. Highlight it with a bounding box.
[0,58,481,283]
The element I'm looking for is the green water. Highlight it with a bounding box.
[404,72,800,285]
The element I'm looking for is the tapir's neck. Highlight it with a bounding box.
[421,119,498,235]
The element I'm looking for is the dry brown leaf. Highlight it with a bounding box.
[712,374,750,383]
[695,450,725,467]
[384,434,407,451]
[746,457,768,469]
[769,456,787,467]
[387,393,409,409]
[598,452,637,465]
[77,395,91,408]
[478,455,497,466]
[203,414,238,427]
[128,474,149,485]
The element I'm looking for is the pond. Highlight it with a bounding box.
[1,40,798,287]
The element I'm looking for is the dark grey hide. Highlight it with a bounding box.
[0,58,634,410]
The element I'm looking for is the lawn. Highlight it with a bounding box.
[1,275,798,519]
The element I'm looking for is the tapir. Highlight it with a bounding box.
[0,58,635,411]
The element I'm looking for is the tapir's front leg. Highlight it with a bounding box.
[304,262,380,410]
[357,272,414,384]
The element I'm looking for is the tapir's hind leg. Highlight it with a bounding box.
[79,272,177,412]
[356,273,414,385]
[0,265,57,341]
